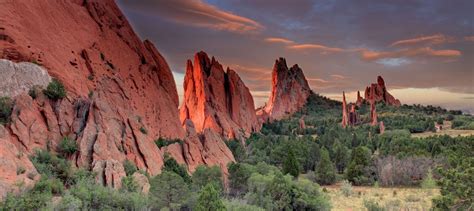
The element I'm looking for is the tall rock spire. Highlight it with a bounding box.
[364,76,401,106]
[179,51,260,139]
[342,91,349,128]
[370,100,378,126]
[257,57,312,121]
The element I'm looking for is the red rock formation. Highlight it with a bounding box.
[299,116,306,129]
[0,0,233,196]
[180,51,260,139]
[342,92,349,128]
[370,101,378,126]
[379,121,385,134]
[364,76,401,106]
[356,90,364,106]
[258,58,311,121]
[349,104,360,125]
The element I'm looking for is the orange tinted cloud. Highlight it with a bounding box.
[465,36,474,42]
[390,34,451,47]
[264,37,294,44]
[361,47,461,61]
[288,44,344,52]
[121,0,263,33]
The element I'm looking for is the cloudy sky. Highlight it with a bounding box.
[116,0,474,113]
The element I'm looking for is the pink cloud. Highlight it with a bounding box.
[361,47,461,61]
[390,34,452,47]
[287,44,344,53]
[264,37,294,44]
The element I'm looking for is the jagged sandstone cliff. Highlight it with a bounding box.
[0,0,234,197]
[179,51,260,140]
[257,58,312,121]
[365,76,401,106]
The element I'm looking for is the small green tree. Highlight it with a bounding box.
[163,155,191,183]
[346,146,373,185]
[0,97,13,125]
[195,183,225,211]
[123,160,138,176]
[421,169,437,189]
[57,137,77,157]
[121,175,139,193]
[282,148,300,178]
[150,171,189,209]
[192,165,223,190]
[333,140,349,173]
[315,147,336,185]
[44,79,66,100]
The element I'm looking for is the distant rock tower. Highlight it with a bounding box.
[370,101,378,126]
[342,92,349,128]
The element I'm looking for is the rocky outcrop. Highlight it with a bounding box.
[258,58,311,121]
[342,92,360,128]
[370,101,378,126]
[342,92,349,128]
[356,91,364,106]
[132,172,150,194]
[0,0,234,194]
[379,121,385,134]
[364,76,401,106]
[180,51,260,139]
[0,59,51,97]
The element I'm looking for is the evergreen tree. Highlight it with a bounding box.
[163,155,191,183]
[315,147,336,185]
[195,184,225,211]
[346,146,373,185]
[283,148,300,178]
[150,171,190,210]
[333,141,349,174]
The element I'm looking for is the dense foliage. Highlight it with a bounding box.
[2,93,472,210]
[0,96,13,125]
[43,79,67,100]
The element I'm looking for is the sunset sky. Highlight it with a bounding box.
[116,0,474,113]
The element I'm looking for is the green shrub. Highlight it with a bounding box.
[155,137,183,149]
[224,199,265,211]
[28,85,42,99]
[163,155,191,183]
[57,137,78,157]
[16,166,26,175]
[30,149,73,185]
[121,175,139,193]
[282,148,300,178]
[33,177,64,195]
[315,147,336,185]
[421,169,437,189]
[363,199,385,211]
[192,165,223,191]
[150,171,189,210]
[195,183,225,211]
[0,97,13,125]
[340,180,353,197]
[139,126,148,134]
[43,79,67,100]
[123,160,138,176]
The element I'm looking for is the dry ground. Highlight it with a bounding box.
[411,129,474,138]
[323,184,439,211]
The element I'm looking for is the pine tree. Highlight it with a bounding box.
[316,147,336,185]
[195,183,225,211]
[283,148,300,178]
[333,141,349,174]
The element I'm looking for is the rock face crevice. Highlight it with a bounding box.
[179,51,260,140]
[257,58,312,121]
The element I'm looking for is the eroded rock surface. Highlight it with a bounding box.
[180,51,260,139]
[364,76,401,106]
[257,58,311,121]
[0,59,51,97]
[0,0,234,194]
